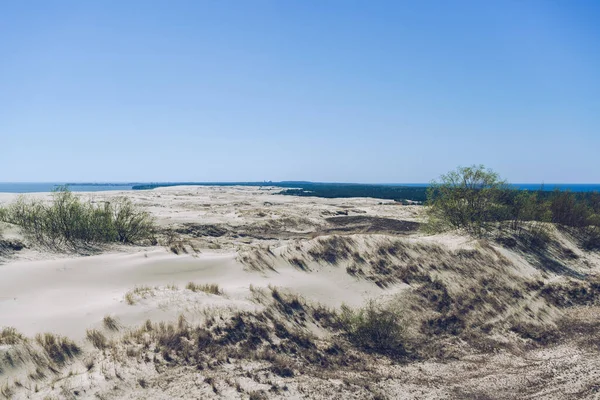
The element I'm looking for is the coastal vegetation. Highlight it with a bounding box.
[427,165,600,247]
[0,186,155,247]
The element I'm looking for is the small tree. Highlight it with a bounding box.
[427,165,507,233]
[549,190,590,227]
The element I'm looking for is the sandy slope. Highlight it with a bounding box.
[1,186,600,399]
[0,248,379,340]
[0,185,414,339]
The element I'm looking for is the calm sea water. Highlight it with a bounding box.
[512,184,600,192]
[384,183,600,192]
[0,183,134,193]
[0,182,599,194]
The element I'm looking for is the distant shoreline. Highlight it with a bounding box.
[1,182,599,202]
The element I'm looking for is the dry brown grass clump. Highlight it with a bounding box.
[115,296,352,381]
[86,329,108,350]
[124,285,154,305]
[339,300,408,359]
[238,247,276,271]
[186,282,223,295]
[0,327,25,345]
[35,333,80,366]
[308,235,355,264]
[103,315,120,331]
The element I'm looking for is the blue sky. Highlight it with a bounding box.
[1,1,599,183]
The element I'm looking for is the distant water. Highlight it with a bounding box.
[0,183,134,193]
[382,183,600,192]
[0,182,598,194]
[384,183,600,192]
[511,184,600,192]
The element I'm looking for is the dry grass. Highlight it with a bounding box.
[124,285,154,305]
[308,235,355,264]
[0,382,14,399]
[238,247,276,271]
[185,282,222,295]
[35,333,80,366]
[86,329,108,350]
[0,327,25,345]
[124,292,135,305]
[248,391,268,400]
[339,300,408,358]
[103,315,120,331]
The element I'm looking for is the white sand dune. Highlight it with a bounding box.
[0,247,379,339]
[0,186,599,399]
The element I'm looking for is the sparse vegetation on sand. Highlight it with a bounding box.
[86,329,108,349]
[103,315,120,331]
[34,332,80,366]
[124,285,155,305]
[339,300,408,358]
[0,327,25,345]
[0,186,155,247]
[185,282,223,295]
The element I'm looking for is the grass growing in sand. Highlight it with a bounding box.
[186,282,223,295]
[124,285,155,305]
[339,300,408,358]
[86,329,108,350]
[103,315,120,331]
[0,327,25,345]
[0,186,155,247]
[34,333,80,366]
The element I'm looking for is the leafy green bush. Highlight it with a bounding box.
[426,165,508,233]
[1,187,155,246]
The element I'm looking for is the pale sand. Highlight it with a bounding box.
[0,186,599,399]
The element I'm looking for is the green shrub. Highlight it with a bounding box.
[427,165,508,233]
[1,187,155,246]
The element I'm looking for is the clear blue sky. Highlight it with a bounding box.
[1,1,599,183]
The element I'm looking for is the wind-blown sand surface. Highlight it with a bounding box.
[1,186,600,399]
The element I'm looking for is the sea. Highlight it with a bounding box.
[0,183,135,193]
[0,182,599,194]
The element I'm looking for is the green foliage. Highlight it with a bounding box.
[582,227,600,251]
[1,186,155,247]
[549,190,590,227]
[339,301,407,358]
[427,165,508,232]
[427,165,600,238]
